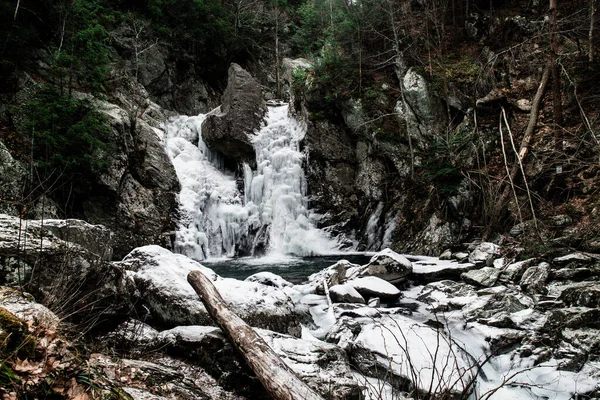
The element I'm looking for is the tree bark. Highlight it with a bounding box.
[483,67,550,240]
[187,271,324,400]
[549,0,563,135]
[591,0,596,64]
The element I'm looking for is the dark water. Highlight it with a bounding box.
[202,253,373,284]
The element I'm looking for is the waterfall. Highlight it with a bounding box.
[164,104,338,260]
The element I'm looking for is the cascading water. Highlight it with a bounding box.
[164,104,338,260]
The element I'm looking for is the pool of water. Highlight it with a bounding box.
[202,253,373,284]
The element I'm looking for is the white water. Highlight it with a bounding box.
[164,104,339,260]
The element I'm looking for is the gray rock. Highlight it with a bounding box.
[27,195,60,219]
[330,308,475,397]
[551,267,593,281]
[453,251,470,261]
[356,248,412,284]
[468,242,500,265]
[417,280,478,312]
[439,249,453,260]
[0,140,26,216]
[559,282,600,308]
[411,255,477,283]
[40,218,114,260]
[461,267,501,287]
[202,63,266,165]
[553,253,594,265]
[156,325,363,399]
[0,214,131,318]
[499,258,536,283]
[0,286,60,329]
[400,68,446,149]
[520,263,550,294]
[329,284,365,304]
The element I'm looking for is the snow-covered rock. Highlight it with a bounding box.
[417,280,478,312]
[154,325,363,399]
[520,263,550,294]
[307,259,353,293]
[410,254,477,282]
[468,242,500,265]
[347,276,401,300]
[328,307,475,397]
[245,272,293,288]
[461,266,501,287]
[119,245,301,336]
[353,248,412,284]
[499,258,536,283]
[329,284,365,304]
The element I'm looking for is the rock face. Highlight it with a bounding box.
[0,214,131,321]
[399,68,447,149]
[110,21,219,115]
[118,245,302,336]
[84,93,180,259]
[0,141,26,216]
[202,63,266,165]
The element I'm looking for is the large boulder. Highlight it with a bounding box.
[118,245,302,336]
[327,306,475,398]
[155,325,363,399]
[353,248,412,284]
[202,63,266,165]
[0,214,132,321]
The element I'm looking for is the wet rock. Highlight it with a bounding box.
[461,267,501,287]
[347,276,401,300]
[329,284,365,304]
[202,63,266,165]
[354,248,412,284]
[520,263,550,294]
[453,251,470,261]
[119,245,302,336]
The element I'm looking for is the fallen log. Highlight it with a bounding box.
[187,270,325,400]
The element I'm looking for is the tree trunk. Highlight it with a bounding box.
[549,0,563,136]
[591,0,596,64]
[483,68,550,240]
[187,271,325,400]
